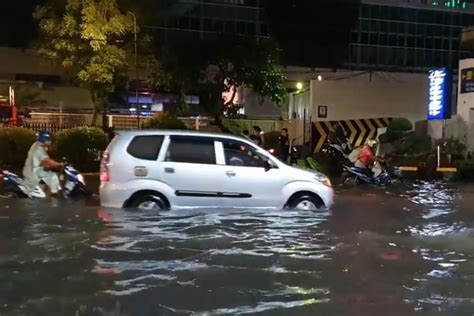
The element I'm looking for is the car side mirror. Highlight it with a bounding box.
[264,160,276,172]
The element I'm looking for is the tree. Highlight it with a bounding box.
[148,37,287,123]
[33,0,135,125]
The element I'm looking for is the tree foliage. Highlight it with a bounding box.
[141,113,187,130]
[148,37,287,119]
[33,0,136,124]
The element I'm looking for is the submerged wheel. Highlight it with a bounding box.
[287,194,324,211]
[341,171,359,185]
[0,191,20,199]
[132,194,166,211]
[0,184,23,199]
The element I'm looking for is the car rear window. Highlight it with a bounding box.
[127,135,164,160]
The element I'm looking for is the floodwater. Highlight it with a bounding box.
[2,183,474,315]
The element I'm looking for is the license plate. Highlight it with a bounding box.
[65,181,75,191]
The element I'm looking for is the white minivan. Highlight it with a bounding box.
[100,131,333,211]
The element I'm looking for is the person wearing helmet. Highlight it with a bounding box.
[355,139,381,176]
[23,132,64,198]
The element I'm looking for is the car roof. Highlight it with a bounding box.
[116,129,247,141]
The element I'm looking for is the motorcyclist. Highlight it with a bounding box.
[278,128,290,162]
[328,123,347,145]
[355,139,382,176]
[23,132,64,198]
[252,126,264,146]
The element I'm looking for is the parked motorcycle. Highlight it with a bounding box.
[341,161,403,186]
[0,163,91,199]
[322,138,353,176]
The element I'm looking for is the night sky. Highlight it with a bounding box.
[0,0,41,47]
[0,0,360,68]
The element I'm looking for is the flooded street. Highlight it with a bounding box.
[2,183,474,315]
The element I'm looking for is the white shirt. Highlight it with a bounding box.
[23,142,49,179]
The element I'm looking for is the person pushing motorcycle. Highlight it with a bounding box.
[23,132,64,198]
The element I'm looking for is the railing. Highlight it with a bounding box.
[22,122,88,135]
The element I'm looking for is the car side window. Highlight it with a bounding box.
[222,140,266,168]
[165,136,216,165]
[127,135,164,161]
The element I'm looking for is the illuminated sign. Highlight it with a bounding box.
[460,67,474,94]
[427,68,452,121]
[431,0,468,9]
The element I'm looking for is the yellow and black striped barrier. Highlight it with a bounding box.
[311,118,392,153]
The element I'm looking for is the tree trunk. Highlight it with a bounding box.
[91,109,99,127]
[90,90,99,126]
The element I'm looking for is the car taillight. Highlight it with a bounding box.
[100,151,110,183]
[0,172,4,183]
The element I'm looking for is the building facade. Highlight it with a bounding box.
[345,0,474,72]
[146,0,270,39]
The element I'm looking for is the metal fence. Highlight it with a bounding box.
[22,122,88,135]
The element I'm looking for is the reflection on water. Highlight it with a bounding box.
[1,183,474,315]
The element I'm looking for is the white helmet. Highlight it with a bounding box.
[367,139,378,148]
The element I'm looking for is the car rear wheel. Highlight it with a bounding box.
[288,194,324,211]
[132,194,166,211]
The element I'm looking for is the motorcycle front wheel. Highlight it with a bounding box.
[341,172,359,185]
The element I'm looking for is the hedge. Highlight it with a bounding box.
[454,160,474,182]
[0,128,36,170]
[54,127,108,172]
[141,113,187,130]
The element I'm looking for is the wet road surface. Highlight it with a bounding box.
[1,183,474,315]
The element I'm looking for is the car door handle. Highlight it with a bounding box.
[164,167,175,174]
[226,171,236,176]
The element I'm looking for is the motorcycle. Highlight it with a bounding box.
[267,138,299,165]
[322,138,353,176]
[341,160,403,186]
[0,163,91,199]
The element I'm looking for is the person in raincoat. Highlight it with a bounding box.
[23,132,64,198]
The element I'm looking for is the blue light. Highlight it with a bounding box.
[427,68,452,121]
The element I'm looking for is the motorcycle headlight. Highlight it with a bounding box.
[314,174,332,187]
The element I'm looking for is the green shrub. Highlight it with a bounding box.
[141,113,187,130]
[54,127,108,172]
[222,119,249,135]
[0,128,36,170]
[454,160,474,181]
[385,118,413,142]
[436,138,466,156]
[399,133,433,156]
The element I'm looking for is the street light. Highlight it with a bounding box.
[128,11,139,128]
[296,82,304,91]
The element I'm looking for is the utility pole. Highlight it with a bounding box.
[129,11,139,128]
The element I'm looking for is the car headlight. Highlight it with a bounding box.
[314,174,332,187]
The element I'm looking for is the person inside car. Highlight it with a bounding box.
[23,132,64,198]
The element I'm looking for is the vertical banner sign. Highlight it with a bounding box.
[460,67,474,94]
[427,68,452,120]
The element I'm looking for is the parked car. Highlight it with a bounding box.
[99,130,333,211]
